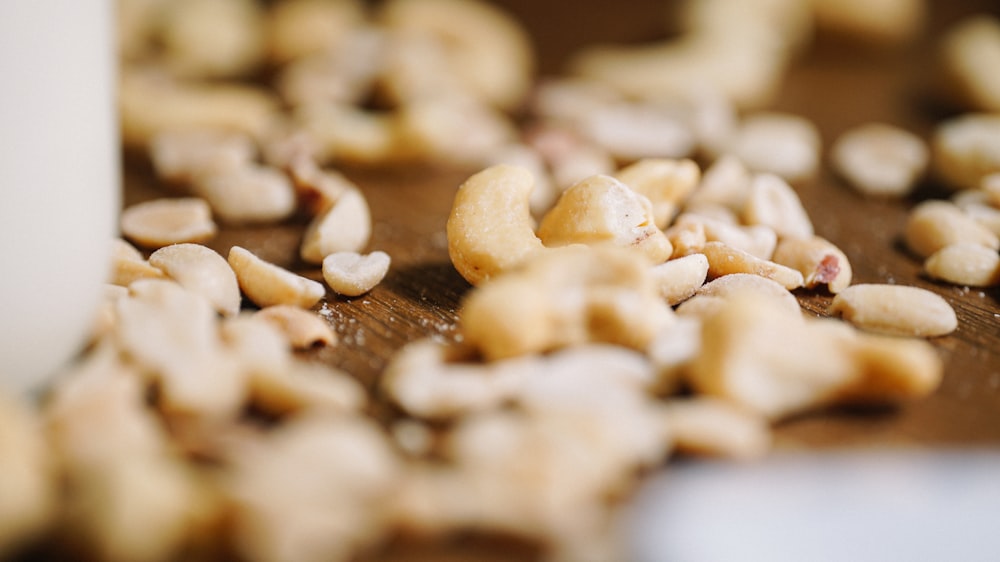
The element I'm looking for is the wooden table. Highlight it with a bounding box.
[120,0,1000,558]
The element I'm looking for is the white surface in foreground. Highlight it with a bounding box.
[626,450,1000,562]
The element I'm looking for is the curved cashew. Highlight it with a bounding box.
[447,164,546,285]
[460,245,674,360]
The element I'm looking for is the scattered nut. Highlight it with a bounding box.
[701,241,805,290]
[932,113,1000,189]
[727,112,821,182]
[255,305,338,348]
[110,238,166,287]
[772,236,853,293]
[148,243,242,317]
[650,253,710,305]
[192,165,297,225]
[120,197,218,250]
[830,122,929,198]
[322,251,391,297]
[904,200,1000,259]
[228,246,326,308]
[741,173,814,239]
[924,243,1000,287]
[828,283,958,337]
[939,15,1000,113]
[614,158,701,229]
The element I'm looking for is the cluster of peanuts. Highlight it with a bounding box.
[1,0,998,561]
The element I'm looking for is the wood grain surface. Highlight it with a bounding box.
[119,0,1000,558]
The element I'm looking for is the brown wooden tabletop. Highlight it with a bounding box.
[119,0,1000,558]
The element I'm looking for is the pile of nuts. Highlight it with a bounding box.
[2,0,999,561]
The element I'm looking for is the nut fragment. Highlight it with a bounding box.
[933,113,1000,189]
[193,165,297,225]
[228,246,326,308]
[741,173,814,239]
[447,164,546,285]
[903,200,1000,259]
[772,236,853,293]
[110,238,166,287]
[830,123,929,198]
[939,15,1000,113]
[300,187,373,264]
[924,243,1000,287]
[255,305,338,348]
[149,243,242,317]
[676,272,801,319]
[537,174,673,263]
[727,112,821,181]
[701,242,805,290]
[460,246,674,361]
[828,283,958,337]
[650,253,710,305]
[614,158,701,228]
[120,197,218,249]
[660,398,771,460]
[322,251,391,297]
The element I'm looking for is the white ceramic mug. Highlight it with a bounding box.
[0,1,118,396]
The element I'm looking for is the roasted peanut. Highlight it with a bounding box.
[228,246,326,309]
[939,15,1000,113]
[701,242,805,290]
[255,305,337,348]
[650,253,710,306]
[904,200,1000,259]
[772,236,853,293]
[148,243,242,317]
[742,173,814,239]
[322,251,391,297]
[830,122,928,198]
[828,283,958,337]
[924,243,1000,287]
[120,197,218,249]
[192,165,297,225]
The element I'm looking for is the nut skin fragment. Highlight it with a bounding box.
[460,246,674,361]
[447,164,546,285]
[120,197,218,250]
[924,243,1000,287]
[904,200,1000,259]
[701,241,805,290]
[322,251,391,297]
[538,174,673,264]
[255,305,338,349]
[614,158,701,229]
[150,129,256,187]
[228,246,325,309]
[148,243,242,317]
[828,283,958,337]
[772,236,853,293]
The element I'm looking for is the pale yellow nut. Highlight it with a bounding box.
[828,283,958,337]
[685,154,752,213]
[840,332,943,402]
[932,113,1000,189]
[577,102,696,161]
[379,0,534,110]
[772,236,853,293]
[116,279,245,417]
[830,122,929,198]
[150,129,256,187]
[460,245,674,361]
[701,241,805,290]
[148,243,241,317]
[742,173,814,239]
[447,164,546,285]
[676,272,802,319]
[664,216,707,258]
[193,164,297,225]
[904,200,1000,258]
[110,238,166,287]
[321,251,391,297]
[482,143,557,216]
[537,174,673,264]
[295,102,396,165]
[160,0,265,79]
[811,0,925,44]
[255,305,337,349]
[939,15,1000,113]
[727,112,821,181]
[250,360,366,417]
[675,213,777,260]
[924,243,1000,287]
[650,253,710,306]
[0,392,54,556]
[120,197,217,250]
[228,246,325,308]
[267,0,367,63]
[119,68,279,148]
[687,295,858,419]
[300,188,373,264]
[394,94,518,166]
[661,398,771,460]
[615,158,701,228]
